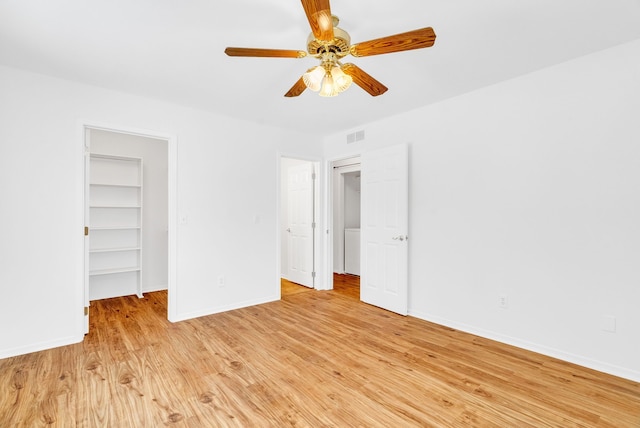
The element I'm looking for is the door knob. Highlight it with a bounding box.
[286,228,291,232]
[392,235,408,241]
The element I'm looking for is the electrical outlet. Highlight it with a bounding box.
[499,294,508,309]
[218,275,225,287]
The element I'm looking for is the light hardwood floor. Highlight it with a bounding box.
[1,275,639,427]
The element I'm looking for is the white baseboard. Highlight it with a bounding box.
[170,294,280,323]
[0,334,84,360]
[409,309,640,383]
[143,284,168,293]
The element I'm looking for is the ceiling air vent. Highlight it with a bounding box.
[346,130,365,144]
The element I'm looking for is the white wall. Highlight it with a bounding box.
[90,129,168,293]
[343,172,361,229]
[324,40,640,382]
[0,65,322,358]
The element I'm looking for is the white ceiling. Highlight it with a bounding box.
[2,1,640,136]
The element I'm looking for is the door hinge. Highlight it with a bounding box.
[311,172,316,180]
[84,306,89,316]
[84,226,89,236]
[312,222,316,229]
[312,271,316,278]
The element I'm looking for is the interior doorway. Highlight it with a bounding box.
[83,125,175,333]
[331,156,362,293]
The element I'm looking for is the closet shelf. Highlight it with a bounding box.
[90,247,141,254]
[90,183,141,188]
[89,266,140,276]
[90,205,141,208]
[90,226,140,231]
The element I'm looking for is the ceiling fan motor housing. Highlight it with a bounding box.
[306,16,351,58]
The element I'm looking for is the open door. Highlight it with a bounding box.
[83,128,91,334]
[286,162,315,287]
[360,144,409,315]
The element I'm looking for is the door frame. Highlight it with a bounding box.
[331,159,361,275]
[78,121,178,334]
[324,153,363,291]
[278,154,322,291]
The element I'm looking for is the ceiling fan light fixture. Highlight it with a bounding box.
[226,1,436,98]
[331,65,352,93]
[302,66,325,91]
[319,72,338,97]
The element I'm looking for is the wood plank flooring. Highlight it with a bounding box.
[1,274,639,427]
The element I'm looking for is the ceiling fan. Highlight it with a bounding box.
[224,0,436,98]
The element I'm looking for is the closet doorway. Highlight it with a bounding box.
[83,127,171,333]
[332,156,361,289]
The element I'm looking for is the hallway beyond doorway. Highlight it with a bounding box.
[282,273,360,301]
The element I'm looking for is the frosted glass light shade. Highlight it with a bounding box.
[331,65,352,93]
[319,73,338,97]
[302,66,325,92]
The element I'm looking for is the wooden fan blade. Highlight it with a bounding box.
[301,0,334,42]
[350,27,436,57]
[225,47,307,58]
[342,63,388,96]
[285,76,307,97]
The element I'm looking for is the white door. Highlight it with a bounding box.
[287,162,315,287]
[361,144,409,315]
[83,128,91,333]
